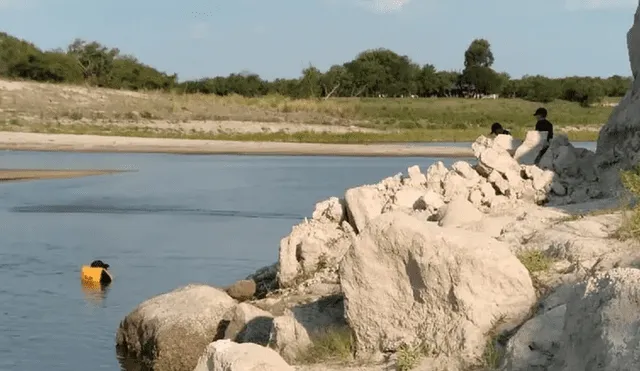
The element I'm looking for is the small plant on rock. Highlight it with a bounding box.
[295,325,354,364]
[517,249,552,273]
[479,314,507,370]
[396,342,428,371]
[615,166,640,240]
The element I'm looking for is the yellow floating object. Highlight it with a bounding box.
[81,266,112,285]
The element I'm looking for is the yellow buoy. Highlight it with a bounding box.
[81,260,113,286]
[81,266,105,284]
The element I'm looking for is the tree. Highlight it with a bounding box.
[460,66,503,95]
[464,39,494,68]
[320,65,352,98]
[0,31,632,101]
[345,48,418,97]
[67,39,120,85]
[297,65,323,98]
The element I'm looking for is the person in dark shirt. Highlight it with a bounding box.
[490,122,511,136]
[533,107,554,164]
[534,107,554,142]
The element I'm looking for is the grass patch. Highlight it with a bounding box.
[0,120,599,144]
[0,78,612,142]
[517,249,554,273]
[477,314,507,370]
[295,326,355,364]
[614,166,640,240]
[396,343,427,371]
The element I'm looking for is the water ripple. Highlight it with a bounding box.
[10,204,303,220]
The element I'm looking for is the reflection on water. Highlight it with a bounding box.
[81,281,110,306]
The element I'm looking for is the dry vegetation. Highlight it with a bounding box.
[0,79,619,143]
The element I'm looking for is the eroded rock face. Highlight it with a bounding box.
[596,2,640,195]
[551,268,640,371]
[116,284,236,371]
[277,219,353,288]
[193,339,294,371]
[500,305,566,371]
[339,212,536,366]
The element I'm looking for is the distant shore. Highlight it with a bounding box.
[0,132,475,157]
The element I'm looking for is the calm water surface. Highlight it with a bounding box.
[0,150,474,371]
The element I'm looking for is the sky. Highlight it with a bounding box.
[0,0,637,81]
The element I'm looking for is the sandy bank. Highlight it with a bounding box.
[0,132,475,157]
[0,169,123,182]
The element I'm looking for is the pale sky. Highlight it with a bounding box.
[0,0,637,81]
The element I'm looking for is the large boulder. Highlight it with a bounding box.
[596,1,640,195]
[500,304,566,371]
[223,303,273,346]
[269,294,346,362]
[116,284,237,371]
[193,339,294,371]
[339,212,537,366]
[551,268,640,371]
[538,135,600,204]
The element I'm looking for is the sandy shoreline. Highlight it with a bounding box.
[0,132,475,157]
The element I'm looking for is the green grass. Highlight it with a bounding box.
[295,326,355,364]
[0,120,599,144]
[0,78,616,142]
[615,166,640,240]
[396,343,427,371]
[516,249,554,273]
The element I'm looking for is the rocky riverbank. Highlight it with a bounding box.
[113,125,640,370]
[112,7,640,366]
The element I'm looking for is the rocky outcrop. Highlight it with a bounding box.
[193,339,294,371]
[272,131,604,290]
[501,268,640,371]
[116,284,237,371]
[339,212,536,365]
[596,2,640,195]
[552,268,640,371]
[278,198,354,288]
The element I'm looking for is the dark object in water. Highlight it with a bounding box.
[90,260,110,269]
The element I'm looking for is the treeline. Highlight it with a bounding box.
[0,32,631,106]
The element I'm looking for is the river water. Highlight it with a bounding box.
[0,142,596,371]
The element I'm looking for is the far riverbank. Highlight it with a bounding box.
[0,132,476,157]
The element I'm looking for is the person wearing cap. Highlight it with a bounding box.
[490,122,511,136]
[533,107,554,164]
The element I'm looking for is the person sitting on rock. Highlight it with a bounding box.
[490,122,511,136]
[533,107,554,164]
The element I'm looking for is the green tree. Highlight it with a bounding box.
[460,66,503,95]
[344,48,418,97]
[417,64,439,96]
[297,65,323,98]
[464,39,494,68]
[67,39,120,85]
[320,65,352,98]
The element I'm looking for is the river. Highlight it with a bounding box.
[0,142,596,370]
